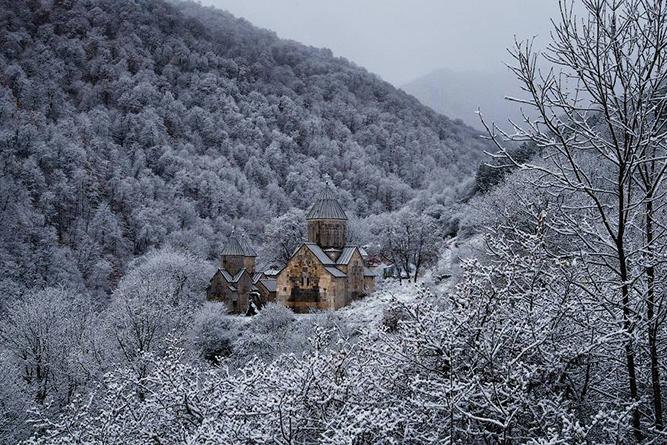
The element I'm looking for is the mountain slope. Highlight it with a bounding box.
[0,0,490,295]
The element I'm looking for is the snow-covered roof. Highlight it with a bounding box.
[252,272,263,284]
[263,268,281,277]
[217,268,248,284]
[285,242,364,279]
[219,269,234,281]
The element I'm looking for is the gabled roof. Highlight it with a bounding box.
[219,269,234,282]
[337,246,359,265]
[222,232,257,257]
[303,242,336,265]
[216,268,248,284]
[232,268,246,282]
[286,243,348,278]
[306,183,347,220]
[258,278,277,292]
[363,267,377,277]
[252,272,264,284]
[325,266,347,278]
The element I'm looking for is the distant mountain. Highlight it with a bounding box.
[0,0,491,294]
[402,68,533,131]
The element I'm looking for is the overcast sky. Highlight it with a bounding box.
[198,0,561,86]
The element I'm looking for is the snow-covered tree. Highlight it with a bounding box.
[483,0,667,437]
[260,209,306,266]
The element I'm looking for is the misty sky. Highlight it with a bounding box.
[199,0,561,86]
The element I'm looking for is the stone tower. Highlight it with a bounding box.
[306,183,348,251]
[221,231,256,275]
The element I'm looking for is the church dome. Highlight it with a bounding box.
[222,232,257,257]
[306,184,347,220]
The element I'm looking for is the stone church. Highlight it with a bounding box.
[276,185,376,313]
[206,232,277,314]
[207,184,375,314]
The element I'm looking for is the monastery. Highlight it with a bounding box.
[207,185,375,314]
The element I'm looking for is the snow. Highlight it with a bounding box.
[337,275,453,332]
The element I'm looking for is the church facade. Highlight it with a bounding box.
[207,185,375,314]
[276,185,375,313]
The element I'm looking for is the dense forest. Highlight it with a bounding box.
[0,0,488,299]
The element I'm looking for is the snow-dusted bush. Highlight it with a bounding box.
[101,248,213,380]
[251,302,295,334]
[189,303,236,364]
[230,302,301,365]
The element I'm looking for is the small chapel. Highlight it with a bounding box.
[207,184,375,314]
[206,233,277,315]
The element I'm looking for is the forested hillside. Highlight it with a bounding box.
[0,0,488,296]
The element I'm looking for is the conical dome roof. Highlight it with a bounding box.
[306,183,347,220]
[222,231,257,257]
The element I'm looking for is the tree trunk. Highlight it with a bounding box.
[403,256,411,285]
[619,241,642,442]
[618,174,642,441]
[646,197,664,430]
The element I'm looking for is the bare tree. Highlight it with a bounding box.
[381,210,441,283]
[0,288,92,407]
[482,0,667,439]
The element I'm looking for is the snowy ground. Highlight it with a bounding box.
[336,274,454,333]
[336,280,419,330]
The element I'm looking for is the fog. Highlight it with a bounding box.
[198,0,561,85]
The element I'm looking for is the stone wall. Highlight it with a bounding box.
[222,255,244,276]
[242,256,256,274]
[307,219,347,249]
[347,250,366,299]
[364,275,376,294]
[256,281,276,305]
